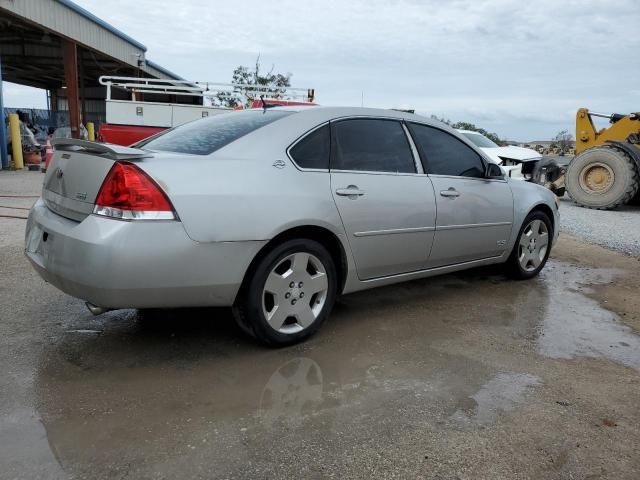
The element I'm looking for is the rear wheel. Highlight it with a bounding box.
[506,211,552,279]
[566,146,639,209]
[233,239,337,347]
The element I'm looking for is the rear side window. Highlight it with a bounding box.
[409,123,486,178]
[289,124,330,169]
[332,119,415,173]
[137,110,293,155]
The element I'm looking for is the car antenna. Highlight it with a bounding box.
[260,95,277,113]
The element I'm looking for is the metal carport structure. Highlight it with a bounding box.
[0,0,183,169]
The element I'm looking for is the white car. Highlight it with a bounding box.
[457,130,542,181]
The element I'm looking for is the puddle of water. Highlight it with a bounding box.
[452,373,540,425]
[33,310,498,478]
[538,264,640,370]
[0,408,65,479]
[27,260,640,477]
[259,357,324,426]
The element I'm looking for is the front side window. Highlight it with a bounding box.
[289,124,330,169]
[136,110,293,155]
[409,123,486,178]
[331,119,415,173]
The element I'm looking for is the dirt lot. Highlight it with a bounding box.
[1,171,639,479]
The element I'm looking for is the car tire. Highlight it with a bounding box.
[505,210,552,280]
[233,239,337,347]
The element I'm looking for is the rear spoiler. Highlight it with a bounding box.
[51,138,152,161]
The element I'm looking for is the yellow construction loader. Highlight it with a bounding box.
[565,108,640,209]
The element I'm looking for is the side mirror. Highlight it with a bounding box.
[486,163,504,179]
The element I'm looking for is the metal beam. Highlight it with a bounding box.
[0,55,9,169]
[79,57,86,123]
[62,39,80,139]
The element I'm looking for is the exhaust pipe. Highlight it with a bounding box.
[85,302,113,316]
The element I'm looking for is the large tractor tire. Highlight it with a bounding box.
[565,145,640,209]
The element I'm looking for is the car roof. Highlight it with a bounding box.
[260,106,479,147]
[270,105,445,125]
[209,105,491,162]
[242,105,458,131]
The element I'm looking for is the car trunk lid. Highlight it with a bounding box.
[43,139,152,221]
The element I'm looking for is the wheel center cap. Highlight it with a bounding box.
[290,287,301,298]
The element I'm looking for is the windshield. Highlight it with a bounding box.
[461,132,499,148]
[136,109,294,155]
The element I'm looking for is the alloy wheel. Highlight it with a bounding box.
[261,252,329,334]
[517,219,549,272]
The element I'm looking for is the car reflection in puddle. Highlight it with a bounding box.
[31,259,640,477]
[259,357,324,427]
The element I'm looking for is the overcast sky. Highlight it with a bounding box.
[4,0,640,140]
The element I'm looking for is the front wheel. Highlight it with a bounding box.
[565,146,639,209]
[506,211,552,279]
[233,239,337,347]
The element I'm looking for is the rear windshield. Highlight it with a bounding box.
[136,110,294,155]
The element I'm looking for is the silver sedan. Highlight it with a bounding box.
[26,107,559,346]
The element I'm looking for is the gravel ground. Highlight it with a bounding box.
[558,196,640,256]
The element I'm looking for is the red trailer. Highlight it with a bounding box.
[97,124,166,146]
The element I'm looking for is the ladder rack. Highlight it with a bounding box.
[99,76,315,103]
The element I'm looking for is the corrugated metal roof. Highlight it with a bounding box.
[54,0,147,51]
[0,0,182,80]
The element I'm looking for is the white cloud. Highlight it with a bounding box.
[2,83,48,109]
[4,0,640,139]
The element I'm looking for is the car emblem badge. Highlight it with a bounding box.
[56,168,64,179]
[272,159,286,169]
[75,192,87,200]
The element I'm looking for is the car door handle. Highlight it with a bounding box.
[440,188,460,198]
[336,186,365,197]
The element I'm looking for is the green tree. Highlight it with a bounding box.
[429,116,506,145]
[215,55,292,108]
[554,129,573,153]
[450,121,505,146]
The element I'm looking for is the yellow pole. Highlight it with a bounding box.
[8,113,23,170]
[86,122,95,141]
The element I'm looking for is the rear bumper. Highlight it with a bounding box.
[25,199,266,308]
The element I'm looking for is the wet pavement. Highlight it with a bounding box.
[1,171,640,479]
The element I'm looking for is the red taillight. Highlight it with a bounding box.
[94,162,175,220]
